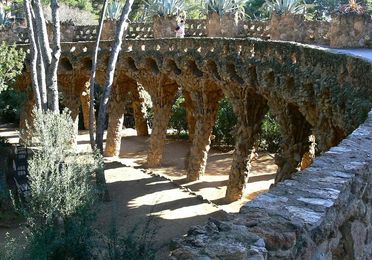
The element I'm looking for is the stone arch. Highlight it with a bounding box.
[267,99,314,183]
[59,57,73,71]
[82,57,92,71]
[144,57,160,74]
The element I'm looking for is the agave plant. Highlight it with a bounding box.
[106,0,123,20]
[264,0,308,15]
[205,0,247,16]
[144,0,185,17]
[339,0,366,14]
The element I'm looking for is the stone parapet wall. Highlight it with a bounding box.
[2,18,372,47]
[330,14,372,48]
[170,110,372,259]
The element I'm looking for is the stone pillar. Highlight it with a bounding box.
[225,92,268,201]
[80,82,93,130]
[147,84,178,167]
[183,90,196,142]
[19,91,35,130]
[187,89,222,181]
[104,84,126,157]
[131,84,148,136]
[271,102,313,183]
[63,94,80,144]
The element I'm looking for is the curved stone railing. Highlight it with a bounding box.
[0,19,340,46]
[169,110,372,259]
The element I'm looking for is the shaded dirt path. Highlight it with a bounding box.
[1,126,276,258]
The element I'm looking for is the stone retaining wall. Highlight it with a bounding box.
[169,110,372,259]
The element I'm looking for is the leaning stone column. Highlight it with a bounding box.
[63,94,81,144]
[187,89,222,181]
[131,84,148,136]
[270,101,313,183]
[80,82,93,130]
[104,84,126,157]
[225,92,268,201]
[147,84,178,167]
[19,91,35,130]
[183,90,196,142]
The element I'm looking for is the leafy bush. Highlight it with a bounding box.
[0,43,25,93]
[212,97,237,146]
[43,4,98,25]
[257,112,281,152]
[169,95,188,136]
[2,109,103,259]
[42,0,95,12]
[0,88,26,124]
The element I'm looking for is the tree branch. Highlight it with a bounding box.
[89,0,109,150]
[96,0,134,153]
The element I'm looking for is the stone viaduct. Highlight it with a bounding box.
[15,37,372,204]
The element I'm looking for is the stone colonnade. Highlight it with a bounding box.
[16,37,370,202]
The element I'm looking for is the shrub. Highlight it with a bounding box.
[212,97,237,146]
[257,112,281,152]
[4,109,102,259]
[0,43,25,93]
[43,4,98,25]
[169,95,188,136]
[0,88,26,124]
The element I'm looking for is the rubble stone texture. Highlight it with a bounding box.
[15,38,372,204]
[170,110,372,259]
[330,13,372,48]
[2,18,371,47]
[270,13,306,42]
[80,82,92,130]
[130,84,149,137]
[105,82,127,157]
[152,15,178,38]
[207,12,239,37]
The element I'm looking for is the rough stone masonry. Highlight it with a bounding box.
[170,110,372,259]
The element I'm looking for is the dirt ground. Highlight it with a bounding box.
[0,126,276,258]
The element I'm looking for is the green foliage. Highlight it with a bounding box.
[5,109,102,259]
[43,4,98,24]
[42,0,94,12]
[169,95,188,136]
[205,0,248,16]
[212,98,237,146]
[264,0,309,15]
[144,0,185,16]
[0,88,26,124]
[245,0,268,19]
[106,0,123,20]
[257,112,281,152]
[0,43,25,93]
[0,5,11,26]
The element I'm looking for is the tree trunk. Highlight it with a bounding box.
[96,0,134,153]
[23,0,42,110]
[89,0,109,150]
[24,0,61,112]
[46,0,61,112]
